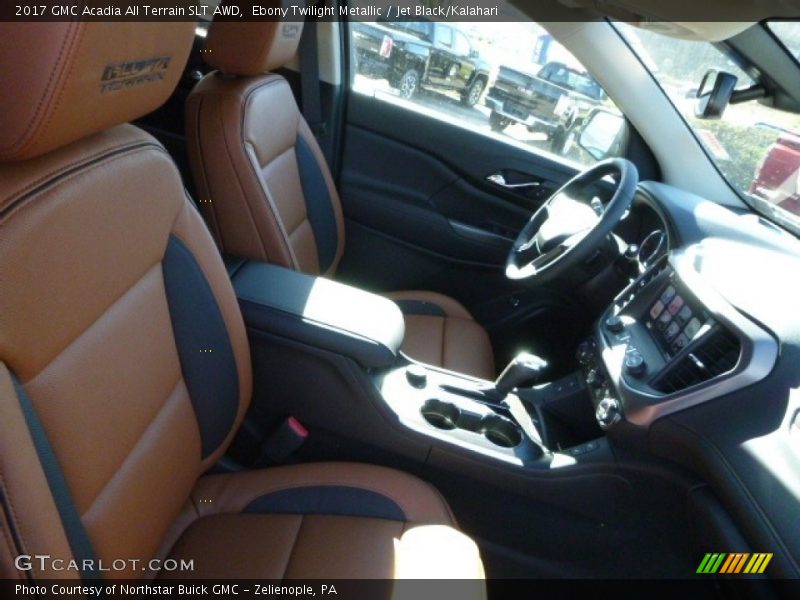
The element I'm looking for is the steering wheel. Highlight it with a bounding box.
[506,158,638,282]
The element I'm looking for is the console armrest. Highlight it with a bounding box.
[232,261,405,369]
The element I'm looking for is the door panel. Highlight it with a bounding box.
[338,93,580,290]
[340,122,534,264]
[337,94,596,373]
[341,19,629,369]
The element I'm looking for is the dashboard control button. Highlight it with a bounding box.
[605,315,624,333]
[649,300,665,320]
[660,285,676,305]
[564,439,600,456]
[624,352,647,377]
[405,365,428,388]
[596,397,621,429]
[668,295,685,315]
[665,321,681,340]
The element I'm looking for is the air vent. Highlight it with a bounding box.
[653,327,741,394]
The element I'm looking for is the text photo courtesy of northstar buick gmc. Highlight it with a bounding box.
[2,0,800,598]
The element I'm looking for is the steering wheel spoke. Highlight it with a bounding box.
[506,158,638,283]
[531,245,567,270]
[562,226,592,249]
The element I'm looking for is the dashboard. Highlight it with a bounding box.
[583,180,800,579]
[588,247,777,427]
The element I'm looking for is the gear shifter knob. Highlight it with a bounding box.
[494,352,548,396]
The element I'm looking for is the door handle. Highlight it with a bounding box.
[486,172,541,189]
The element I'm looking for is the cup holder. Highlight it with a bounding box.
[481,415,523,448]
[420,399,523,449]
[421,399,460,430]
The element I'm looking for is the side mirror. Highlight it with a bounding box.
[577,110,627,161]
[694,69,738,119]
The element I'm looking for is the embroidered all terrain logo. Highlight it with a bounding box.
[100,56,171,92]
[697,552,773,574]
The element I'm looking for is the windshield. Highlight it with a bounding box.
[770,21,800,60]
[615,21,800,236]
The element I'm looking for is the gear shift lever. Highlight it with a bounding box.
[494,352,548,397]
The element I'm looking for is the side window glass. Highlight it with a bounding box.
[453,31,472,57]
[349,7,626,167]
[549,66,569,86]
[435,26,453,47]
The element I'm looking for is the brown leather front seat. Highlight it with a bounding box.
[186,20,495,379]
[0,22,484,586]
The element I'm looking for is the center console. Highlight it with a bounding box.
[229,259,612,476]
[380,364,543,465]
[228,247,776,481]
[231,259,405,369]
[219,248,780,536]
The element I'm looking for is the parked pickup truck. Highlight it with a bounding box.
[352,20,491,106]
[485,61,606,150]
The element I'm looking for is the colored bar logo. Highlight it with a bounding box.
[697,553,772,574]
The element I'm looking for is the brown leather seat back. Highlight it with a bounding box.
[187,21,345,276]
[186,22,496,380]
[0,23,251,580]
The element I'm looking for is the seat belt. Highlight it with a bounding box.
[299,15,325,139]
[11,374,105,592]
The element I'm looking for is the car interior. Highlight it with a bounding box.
[2,0,800,595]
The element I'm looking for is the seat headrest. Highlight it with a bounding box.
[0,22,195,162]
[203,19,304,76]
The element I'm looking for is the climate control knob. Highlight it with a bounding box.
[605,314,624,333]
[624,352,646,377]
[596,397,621,429]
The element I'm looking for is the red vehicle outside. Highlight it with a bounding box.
[751,129,800,216]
